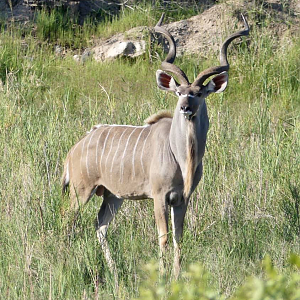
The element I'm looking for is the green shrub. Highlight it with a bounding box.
[137,255,300,300]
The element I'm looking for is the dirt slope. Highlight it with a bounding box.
[92,0,300,61]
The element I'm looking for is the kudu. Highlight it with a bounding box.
[62,14,249,283]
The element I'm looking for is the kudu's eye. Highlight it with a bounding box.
[176,91,182,97]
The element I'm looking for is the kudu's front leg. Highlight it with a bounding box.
[171,202,188,279]
[153,195,169,275]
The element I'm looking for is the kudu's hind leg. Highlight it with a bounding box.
[154,196,169,274]
[96,191,123,290]
[171,203,188,279]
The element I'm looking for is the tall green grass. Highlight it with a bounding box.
[33,2,204,48]
[0,4,300,299]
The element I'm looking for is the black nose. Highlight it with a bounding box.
[181,106,191,112]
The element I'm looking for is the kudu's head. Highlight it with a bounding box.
[155,14,249,120]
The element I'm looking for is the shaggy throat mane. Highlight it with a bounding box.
[183,122,198,199]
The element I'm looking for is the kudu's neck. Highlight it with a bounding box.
[169,100,209,198]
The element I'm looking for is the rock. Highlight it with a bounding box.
[159,3,243,57]
[81,48,92,62]
[73,48,92,63]
[93,26,147,62]
[94,40,146,62]
[55,45,63,56]
[73,54,80,62]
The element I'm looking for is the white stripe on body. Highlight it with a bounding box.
[104,132,117,174]
[69,139,81,180]
[119,127,138,183]
[80,135,90,179]
[99,127,114,175]
[96,126,109,172]
[131,126,147,178]
[110,128,130,180]
[140,126,152,174]
[85,128,98,179]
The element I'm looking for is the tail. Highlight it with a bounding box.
[61,157,70,195]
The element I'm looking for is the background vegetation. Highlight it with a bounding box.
[0,1,299,299]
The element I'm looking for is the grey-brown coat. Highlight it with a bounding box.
[62,13,249,287]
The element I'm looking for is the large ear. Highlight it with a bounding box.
[206,71,228,94]
[156,70,178,92]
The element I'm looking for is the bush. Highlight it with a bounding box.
[137,255,300,300]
